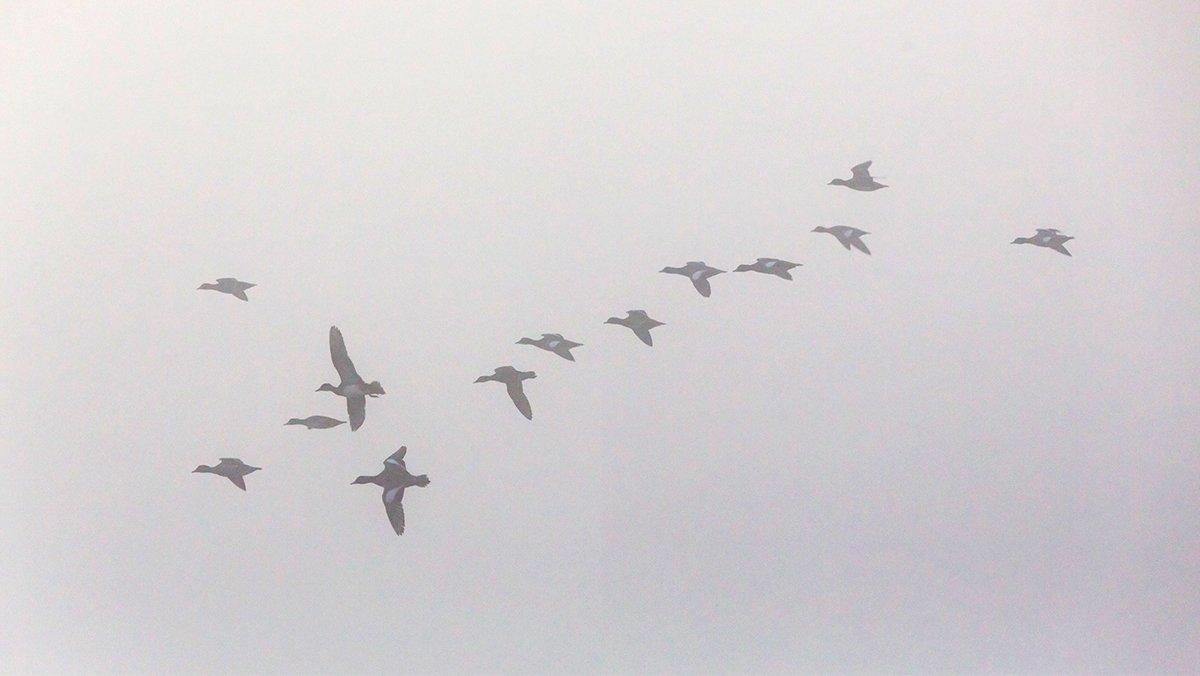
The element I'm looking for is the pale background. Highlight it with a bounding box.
[2,1,1198,672]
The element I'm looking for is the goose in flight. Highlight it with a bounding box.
[828,161,887,191]
[316,326,384,431]
[475,366,536,420]
[517,333,583,361]
[352,446,430,536]
[197,278,256,301]
[734,257,801,280]
[660,261,725,297]
[813,226,872,255]
[1012,228,1074,256]
[193,458,260,491]
[285,415,346,429]
[605,310,664,346]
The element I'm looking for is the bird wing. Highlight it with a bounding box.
[691,276,712,297]
[385,446,408,467]
[231,289,249,301]
[1035,228,1061,235]
[850,161,873,179]
[346,394,366,431]
[383,485,406,535]
[216,277,238,284]
[776,269,794,281]
[228,474,247,491]
[329,326,363,384]
[850,236,872,255]
[506,381,533,420]
[1048,240,1072,256]
[632,326,654,346]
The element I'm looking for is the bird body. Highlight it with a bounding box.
[1013,228,1074,256]
[316,326,384,431]
[193,458,260,491]
[813,226,872,255]
[475,366,536,420]
[828,161,887,191]
[661,261,725,297]
[198,277,256,301]
[353,446,430,536]
[734,257,801,280]
[605,310,664,346]
[517,333,583,361]
[285,415,346,429]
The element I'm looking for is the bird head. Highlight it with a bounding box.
[285,418,304,426]
[1012,237,1030,245]
[351,475,375,485]
[316,383,337,393]
[828,179,847,186]
[192,465,211,473]
[197,283,217,291]
[734,264,753,272]
[516,337,536,345]
[812,226,828,233]
[474,374,491,383]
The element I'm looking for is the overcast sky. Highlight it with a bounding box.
[2,1,1198,672]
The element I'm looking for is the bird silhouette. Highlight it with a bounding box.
[352,446,430,536]
[316,326,384,431]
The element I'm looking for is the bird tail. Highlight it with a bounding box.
[414,474,430,487]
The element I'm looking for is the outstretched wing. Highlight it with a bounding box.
[691,276,712,297]
[228,474,247,491]
[385,446,408,468]
[1048,240,1072,256]
[231,289,249,301]
[329,326,363,384]
[383,485,406,535]
[850,161,873,179]
[632,326,654,346]
[347,394,366,431]
[506,381,533,420]
[850,236,872,255]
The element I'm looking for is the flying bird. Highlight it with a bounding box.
[733,257,802,280]
[316,326,385,431]
[284,415,346,429]
[197,278,256,301]
[605,310,664,346]
[475,366,536,420]
[813,226,872,255]
[1012,228,1074,256]
[828,161,887,191]
[660,261,725,297]
[352,446,430,536]
[192,458,260,491]
[517,333,583,361]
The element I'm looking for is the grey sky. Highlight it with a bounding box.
[2,1,1198,672]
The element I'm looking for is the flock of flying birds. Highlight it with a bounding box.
[191,161,1075,536]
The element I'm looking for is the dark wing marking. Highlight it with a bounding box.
[506,381,533,420]
[383,486,406,535]
[329,326,363,384]
[850,161,872,179]
[228,474,247,491]
[850,236,872,255]
[347,394,366,431]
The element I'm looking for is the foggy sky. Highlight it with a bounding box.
[2,1,1198,672]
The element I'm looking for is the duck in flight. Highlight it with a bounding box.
[193,458,260,491]
[605,310,664,346]
[813,226,872,255]
[660,261,725,297]
[1012,228,1074,256]
[475,366,536,420]
[734,257,801,281]
[198,278,256,301]
[352,446,430,536]
[517,333,583,361]
[316,326,384,431]
[285,415,346,429]
[828,161,887,191]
